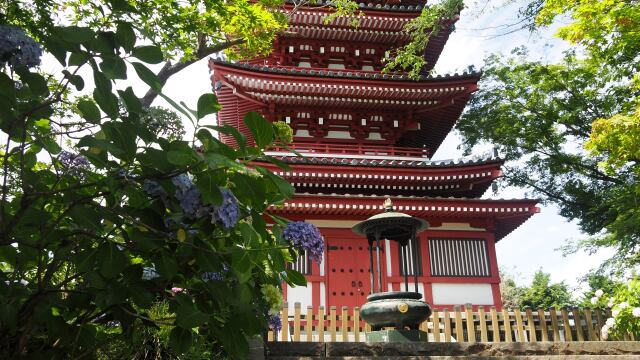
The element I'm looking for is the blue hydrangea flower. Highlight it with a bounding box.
[142,267,160,280]
[201,272,224,282]
[177,186,201,218]
[0,26,42,68]
[58,150,90,178]
[268,313,282,332]
[143,180,167,198]
[212,188,239,229]
[283,221,324,263]
[171,174,192,192]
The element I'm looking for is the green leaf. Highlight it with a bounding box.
[118,87,142,114]
[238,223,260,247]
[204,124,247,154]
[195,173,223,204]
[62,70,85,91]
[53,26,94,44]
[77,99,101,124]
[231,247,253,283]
[155,252,178,279]
[68,52,88,67]
[97,242,128,279]
[169,327,193,353]
[244,112,274,149]
[232,173,266,209]
[167,150,197,166]
[285,268,307,286]
[132,45,164,64]
[21,71,49,97]
[132,62,162,91]
[100,57,127,79]
[255,166,294,200]
[115,23,136,51]
[175,298,208,329]
[196,93,220,119]
[93,88,119,120]
[103,121,137,161]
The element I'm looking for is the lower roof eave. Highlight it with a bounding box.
[269,194,539,241]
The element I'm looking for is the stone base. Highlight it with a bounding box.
[365,329,428,343]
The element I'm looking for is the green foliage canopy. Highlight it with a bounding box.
[0,9,307,360]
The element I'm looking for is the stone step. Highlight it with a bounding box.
[270,356,640,360]
[265,342,640,359]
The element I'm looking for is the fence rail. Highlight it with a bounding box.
[267,302,636,343]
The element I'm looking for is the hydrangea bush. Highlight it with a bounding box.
[592,277,640,340]
[0,19,309,359]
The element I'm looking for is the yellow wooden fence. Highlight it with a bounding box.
[267,302,634,343]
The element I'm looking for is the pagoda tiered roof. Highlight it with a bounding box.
[270,194,539,241]
[259,152,502,198]
[210,59,479,152]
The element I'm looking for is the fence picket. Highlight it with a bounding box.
[330,306,337,342]
[353,307,360,342]
[433,309,441,342]
[454,306,464,341]
[595,308,604,340]
[478,306,488,342]
[514,307,525,342]
[294,303,301,342]
[584,309,595,341]
[502,308,513,342]
[282,303,289,342]
[490,307,500,342]
[550,307,560,342]
[526,308,537,342]
[537,308,549,341]
[572,308,584,341]
[318,306,325,341]
[306,306,313,342]
[561,308,573,341]
[444,308,452,342]
[341,306,348,342]
[465,304,476,343]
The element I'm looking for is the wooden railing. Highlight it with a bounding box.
[267,302,636,343]
[270,143,429,158]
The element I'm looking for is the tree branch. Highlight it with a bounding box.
[140,38,245,107]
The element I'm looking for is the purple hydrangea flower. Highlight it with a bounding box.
[268,313,282,332]
[143,180,167,198]
[283,221,324,263]
[58,150,90,178]
[0,26,42,68]
[212,188,239,229]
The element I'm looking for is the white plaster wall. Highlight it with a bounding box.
[287,284,313,312]
[400,282,425,298]
[320,282,326,307]
[431,283,494,305]
[326,130,353,139]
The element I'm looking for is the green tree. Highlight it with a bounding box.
[519,270,574,309]
[499,268,524,308]
[578,272,623,308]
[0,9,316,359]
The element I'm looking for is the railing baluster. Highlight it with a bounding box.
[282,303,289,342]
[330,306,337,342]
[444,308,452,342]
[478,306,488,342]
[454,305,464,341]
[318,306,325,342]
[525,307,537,342]
[294,302,301,342]
[490,306,500,342]
[561,308,573,342]
[538,308,549,341]
[341,306,349,342]
[502,308,513,343]
[433,310,441,342]
[572,307,584,341]
[353,307,360,342]
[306,306,313,342]
[465,304,476,343]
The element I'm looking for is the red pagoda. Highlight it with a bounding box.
[209,0,539,312]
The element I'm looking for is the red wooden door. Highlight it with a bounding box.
[326,236,386,309]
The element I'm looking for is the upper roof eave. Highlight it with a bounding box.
[210,59,482,84]
[261,152,504,169]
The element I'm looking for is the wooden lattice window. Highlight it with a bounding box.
[428,238,490,277]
